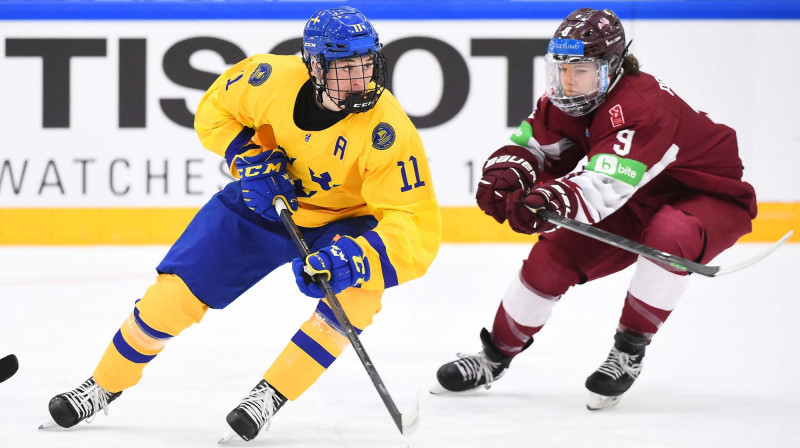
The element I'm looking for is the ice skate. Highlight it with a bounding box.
[585,332,648,410]
[219,379,287,443]
[431,328,531,394]
[40,377,122,429]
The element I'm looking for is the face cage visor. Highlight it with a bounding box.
[311,52,387,113]
[544,53,610,117]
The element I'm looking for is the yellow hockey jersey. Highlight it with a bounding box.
[194,54,441,291]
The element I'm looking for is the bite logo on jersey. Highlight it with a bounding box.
[609,104,625,128]
[248,63,272,86]
[372,122,396,150]
[587,154,647,187]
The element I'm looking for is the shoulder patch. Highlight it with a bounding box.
[248,63,272,86]
[371,122,396,150]
[609,104,625,128]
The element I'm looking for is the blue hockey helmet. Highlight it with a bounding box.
[302,6,387,113]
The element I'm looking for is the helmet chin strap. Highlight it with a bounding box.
[314,86,326,108]
[313,86,346,112]
[606,39,633,96]
[310,66,344,112]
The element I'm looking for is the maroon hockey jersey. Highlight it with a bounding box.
[511,71,757,225]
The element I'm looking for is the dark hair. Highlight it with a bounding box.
[622,53,640,75]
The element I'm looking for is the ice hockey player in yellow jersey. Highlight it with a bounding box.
[42,6,440,442]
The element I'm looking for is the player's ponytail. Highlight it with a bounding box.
[622,54,641,76]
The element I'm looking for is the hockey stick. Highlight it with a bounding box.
[274,198,419,435]
[533,208,793,277]
[0,354,19,383]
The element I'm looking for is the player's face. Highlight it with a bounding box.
[544,54,611,116]
[326,56,375,103]
[558,62,599,97]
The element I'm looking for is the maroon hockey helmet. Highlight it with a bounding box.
[545,8,629,116]
[554,8,626,67]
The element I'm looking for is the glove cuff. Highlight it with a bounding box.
[336,236,371,283]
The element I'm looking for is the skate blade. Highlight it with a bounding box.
[218,429,239,444]
[586,392,621,411]
[428,382,448,395]
[38,418,58,430]
[429,381,486,395]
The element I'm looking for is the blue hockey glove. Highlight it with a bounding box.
[292,236,371,299]
[233,148,298,221]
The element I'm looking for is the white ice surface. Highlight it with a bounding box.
[1,243,798,447]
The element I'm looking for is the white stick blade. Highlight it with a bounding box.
[715,230,794,276]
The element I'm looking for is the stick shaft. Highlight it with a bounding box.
[275,199,407,433]
[537,209,719,275]
[537,209,792,277]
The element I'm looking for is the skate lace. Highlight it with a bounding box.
[454,352,502,389]
[63,379,112,423]
[597,348,642,380]
[238,382,282,432]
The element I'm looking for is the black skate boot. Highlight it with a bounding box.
[431,328,532,393]
[46,377,122,428]
[585,332,648,410]
[223,379,287,442]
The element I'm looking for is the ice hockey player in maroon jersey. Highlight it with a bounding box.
[432,8,757,410]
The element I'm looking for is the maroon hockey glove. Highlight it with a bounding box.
[476,146,539,223]
[506,181,576,234]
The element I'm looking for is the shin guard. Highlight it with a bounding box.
[619,257,690,340]
[264,288,381,400]
[93,274,208,392]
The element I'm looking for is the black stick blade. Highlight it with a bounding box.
[0,354,18,383]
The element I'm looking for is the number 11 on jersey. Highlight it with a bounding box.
[397,156,425,192]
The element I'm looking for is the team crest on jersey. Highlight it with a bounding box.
[372,122,396,150]
[248,63,272,86]
[609,104,625,128]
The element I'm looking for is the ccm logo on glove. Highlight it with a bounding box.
[237,160,285,178]
[233,148,299,221]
